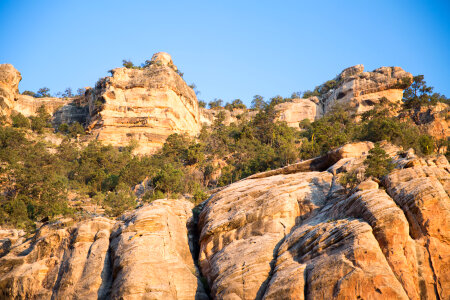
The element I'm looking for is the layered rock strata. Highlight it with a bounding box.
[87,52,201,154]
[274,65,413,127]
[321,65,413,114]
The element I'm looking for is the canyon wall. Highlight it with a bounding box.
[1,143,448,300]
[86,52,202,154]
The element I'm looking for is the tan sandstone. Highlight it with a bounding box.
[198,143,449,300]
[0,64,21,116]
[0,199,208,300]
[86,52,201,154]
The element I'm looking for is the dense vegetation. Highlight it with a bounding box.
[1,75,448,230]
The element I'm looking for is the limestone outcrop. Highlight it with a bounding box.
[87,52,202,154]
[274,65,413,127]
[321,65,413,114]
[1,143,449,300]
[0,199,208,300]
[198,143,449,300]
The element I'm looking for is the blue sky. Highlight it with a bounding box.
[1,0,449,105]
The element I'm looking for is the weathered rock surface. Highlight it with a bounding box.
[271,65,412,128]
[275,97,321,127]
[0,199,207,300]
[0,64,21,116]
[14,95,89,125]
[321,65,413,114]
[199,143,449,300]
[404,102,450,141]
[0,63,89,127]
[87,52,202,154]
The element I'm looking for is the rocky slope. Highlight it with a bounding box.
[86,52,202,154]
[1,142,448,300]
[275,65,413,127]
[0,199,208,300]
[198,142,449,299]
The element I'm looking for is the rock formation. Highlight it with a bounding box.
[0,64,88,126]
[198,142,449,300]
[402,102,450,141]
[321,65,413,114]
[0,199,208,300]
[0,142,448,300]
[275,97,322,126]
[200,108,257,126]
[86,52,202,154]
[274,65,413,128]
[0,64,22,116]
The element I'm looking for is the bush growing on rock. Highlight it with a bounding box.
[68,122,85,138]
[11,112,30,129]
[22,90,36,97]
[208,99,223,109]
[403,75,450,109]
[364,144,394,179]
[30,105,52,133]
[104,183,136,216]
[36,87,51,98]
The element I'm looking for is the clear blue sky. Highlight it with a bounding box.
[1,0,449,105]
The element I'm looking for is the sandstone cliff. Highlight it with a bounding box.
[275,65,413,127]
[86,52,202,154]
[198,143,449,299]
[0,64,88,126]
[1,142,448,300]
[321,65,413,114]
[0,199,208,300]
[0,64,21,117]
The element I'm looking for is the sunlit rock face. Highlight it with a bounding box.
[86,52,201,154]
[322,65,413,114]
[198,142,450,300]
[0,199,209,300]
[275,97,322,127]
[0,64,21,116]
[274,65,413,128]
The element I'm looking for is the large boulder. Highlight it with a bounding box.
[87,52,202,154]
[275,97,322,128]
[0,199,208,300]
[198,143,450,300]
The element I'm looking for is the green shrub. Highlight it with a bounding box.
[104,183,136,216]
[11,113,30,129]
[418,135,435,155]
[68,122,85,138]
[339,170,361,191]
[364,144,394,179]
[152,164,184,197]
[142,190,165,203]
[58,123,69,133]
